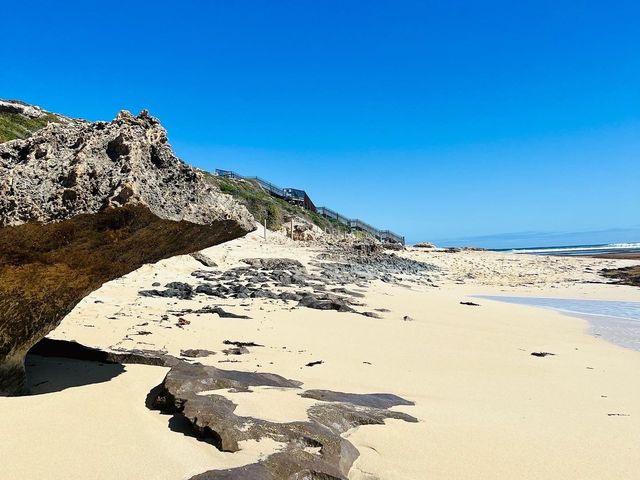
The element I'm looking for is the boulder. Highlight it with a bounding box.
[0,107,254,395]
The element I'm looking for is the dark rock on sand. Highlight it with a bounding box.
[316,246,436,285]
[279,292,303,301]
[330,287,365,298]
[191,251,218,268]
[223,340,263,348]
[600,265,640,287]
[202,306,251,319]
[173,306,251,319]
[223,346,250,355]
[222,340,262,355]
[150,357,416,479]
[413,242,436,249]
[141,282,194,300]
[0,107,254,395]
[181,349,216,358]
[31,337,417,480]
[305,360,324,367]
[194,284,223,297]
[187,248,435,318]
[301,389,414,409]
[298,294,355,313]
[241,258,304,271]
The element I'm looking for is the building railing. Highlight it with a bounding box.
[214,169,405,244]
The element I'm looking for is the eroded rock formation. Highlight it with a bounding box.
[0,107,254,395]
[151,356,417,479]
[30,338,417,479]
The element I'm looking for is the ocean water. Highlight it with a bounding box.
[494,242,640,256]
[478,296,640,352]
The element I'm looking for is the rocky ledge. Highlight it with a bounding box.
[0,107,254,395]
[32,338,417,480]
[156,362,416,480]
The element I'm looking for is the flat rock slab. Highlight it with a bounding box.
[28,338,417,480]
[300,389,415,409]
[181,349,216,358]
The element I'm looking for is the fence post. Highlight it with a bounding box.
[290,218,294,241]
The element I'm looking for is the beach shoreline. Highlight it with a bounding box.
[2,232,640,479]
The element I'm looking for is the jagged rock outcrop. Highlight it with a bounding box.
[0,109,251,227]
[0,107,255,395]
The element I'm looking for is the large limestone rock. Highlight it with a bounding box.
[0,108,251,227]
[0,107,254,395]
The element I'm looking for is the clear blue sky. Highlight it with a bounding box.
[3,1,639,247]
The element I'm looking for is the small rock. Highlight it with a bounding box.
[176,318,190,328]
[180,349,215,358]
[190,252,218,267]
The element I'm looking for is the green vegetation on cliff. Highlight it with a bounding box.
[0,111,60,143]
[201,171,349,233]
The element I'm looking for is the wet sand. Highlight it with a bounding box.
[478,296,640,352]
[586,252,640,260]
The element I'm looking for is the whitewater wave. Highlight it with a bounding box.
[506,242,640,255]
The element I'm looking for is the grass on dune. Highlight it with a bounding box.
[0,112,60,143]
[200,171,350,233]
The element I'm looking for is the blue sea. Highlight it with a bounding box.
[493,242,640,256]
[478,296,640,352]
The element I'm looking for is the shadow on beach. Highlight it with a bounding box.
[24,354,124,395]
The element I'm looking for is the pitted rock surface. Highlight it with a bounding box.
[0,107,254,395]
[0,109,253,229]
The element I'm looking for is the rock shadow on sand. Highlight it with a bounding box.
[24,354,124,395]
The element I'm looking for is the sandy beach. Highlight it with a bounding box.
[3,4,639,477]
[2,228,639,479]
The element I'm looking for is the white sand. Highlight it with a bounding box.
[0,357,284,480]
[3,229,640,479]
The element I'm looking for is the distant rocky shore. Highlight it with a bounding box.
[601,264,640,287]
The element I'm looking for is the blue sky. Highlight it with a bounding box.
[3,1,639,247]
